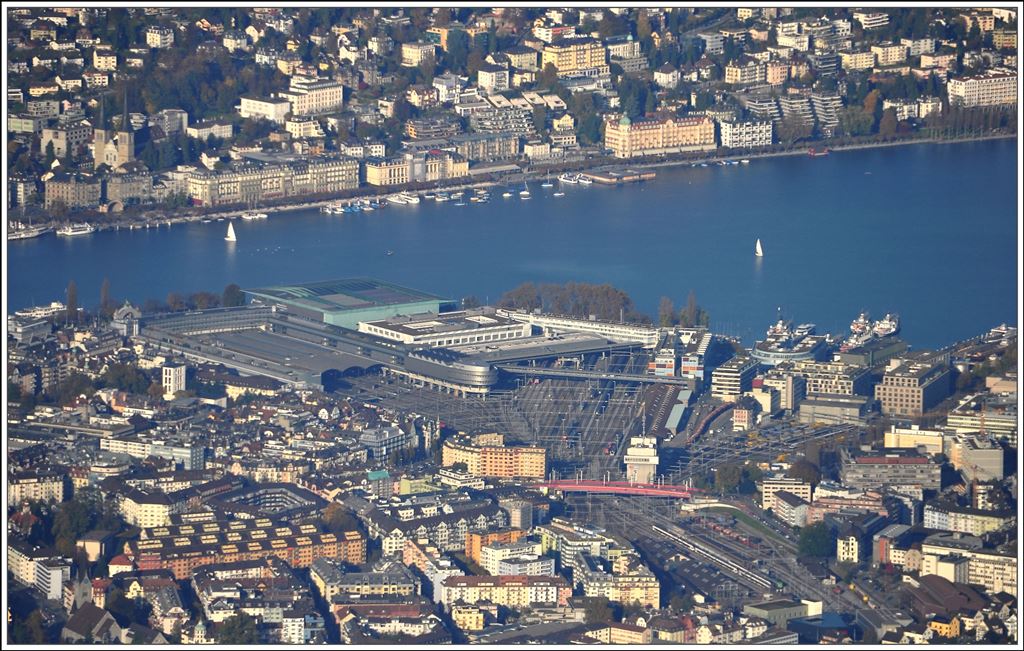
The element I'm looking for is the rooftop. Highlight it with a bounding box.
[245,278,449,316]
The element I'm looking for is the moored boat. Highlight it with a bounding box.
[57,222,96,237]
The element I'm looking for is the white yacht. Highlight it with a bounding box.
[57,223,96,237]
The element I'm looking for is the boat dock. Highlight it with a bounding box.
[582,168,657,185]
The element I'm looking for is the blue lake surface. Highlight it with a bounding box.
[6,138,1019,348]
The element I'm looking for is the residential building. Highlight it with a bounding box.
[871,42,908,67]
[604,114,716,158]
[45,172,101,210]
[947,68,1018,107]
[541,38,608,77]
[401,42,436,67]
[725,58,766,85]
[358,426,415,459]
[161,363,186,398]
[93,49,117,71]
[441,432,546,480]
[760,476,813,511]
[774,491,809,527]
[278,76,345,116]
[238,96,291,124]
[440,575,572,610]
[711,355,760,402]
[853,11,890,30]
[8,468,67,506]
[719,120,772,149]
[42,119,92,159]
[145,26,174,49]
[477,64,510,94]
[479,539,544,574]
[840,50,876,71]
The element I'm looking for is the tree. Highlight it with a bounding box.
[66,279,78,323]
[217,613,260,643]
[636,9,653,41]
[787,458,822,485]
[532,105,547,134]
[418,53,436,83]
[445,29,470,74]
[798,522,835,557]
[222,283,245,307]
[166,292,185,311]
[776,115,813,146]
[189,291,220,310]
[714,463,743,493]
[323,503,359,533]
[100,277,111,315]
[148,381,166,401]
[584,595,614,624]
[44,141,56,166]
[878,108,898,139]
[658,296,677,327]
[537,62,559,90]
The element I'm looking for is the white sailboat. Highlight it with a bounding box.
[225,221,237,242]
[755,238,763,257]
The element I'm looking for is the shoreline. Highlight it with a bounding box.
[10,132,1017,234]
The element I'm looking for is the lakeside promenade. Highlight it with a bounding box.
[12,132,1016,234]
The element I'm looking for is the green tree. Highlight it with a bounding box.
[714,463,743,493]
[532,105,547,134]
[44,141,56,166]
[798,522,835,557]
[786,458,822,485]
[222,283,245,307]
[445,30,470,74]
[584,595,614,624]
[217,613,260,643]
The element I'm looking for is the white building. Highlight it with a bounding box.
[760,476,813,511]
[401,42,436,67]
[162,363,186,399]
[277,77,345,116]
[238,96,291,124]
[145,26,174,49]
[853,11,890,30]
[719,120,773,149]
[947,68,1018,107]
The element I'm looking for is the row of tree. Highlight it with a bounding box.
[497,281,651,324]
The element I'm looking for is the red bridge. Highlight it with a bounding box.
[531,480,702,499]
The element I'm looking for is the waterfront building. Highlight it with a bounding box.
[238,95,291,124]
[711,355,759,402]
[875,359,952,417]
[839,448,941,492]
[497,309,662,348]
[469,106,536,136]
[793,360,872,396]
[541,38,608,77]
[359,308,530,347]
[364,150,469,186]
[604,114,716,158]
[244,278,452,330]
[760,476,812,511]
[947,67,1018,107]
[44,172,101,209]
[187,154,359,206]
[449,132,519,162]
[719,120,773,149]
[441,433,547,480]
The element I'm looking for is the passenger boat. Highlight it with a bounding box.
[388,194,409,205]
[400,192,420,204]
[57,222,96,237]
[558,172,578,184]
[8,223,51,240]
[577,175,592,185]
[850,311,871,336]
[872,314,900,338]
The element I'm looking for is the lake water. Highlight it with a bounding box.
[6,138,1019,348]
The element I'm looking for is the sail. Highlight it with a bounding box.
[755,238,763,256]
[225,222,237,241]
